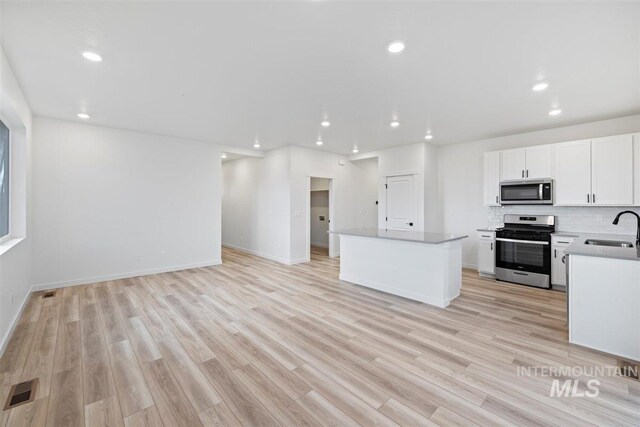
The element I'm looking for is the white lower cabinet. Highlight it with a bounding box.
[551,235,575,287]
[477,231,495,275]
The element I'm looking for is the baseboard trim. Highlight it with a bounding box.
[31,260,222,291]
[222,243,294,265]
[0,287,32,358]
[310,242,329,248]
[339,273,451,308]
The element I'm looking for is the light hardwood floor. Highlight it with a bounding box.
[1,246,638,426]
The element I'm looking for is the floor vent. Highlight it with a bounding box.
[618,359,639,379]
[42,291,56,299]
[3,379,38,411]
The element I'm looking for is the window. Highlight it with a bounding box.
[0,119,9,242]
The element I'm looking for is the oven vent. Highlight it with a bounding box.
[3,379,38,411]
[42,291,56,299]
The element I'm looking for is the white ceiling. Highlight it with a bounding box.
[2,1,639,154]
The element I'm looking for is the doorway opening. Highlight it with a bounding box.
[307,177,334,261]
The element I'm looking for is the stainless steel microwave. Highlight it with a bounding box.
[500,179,553,205]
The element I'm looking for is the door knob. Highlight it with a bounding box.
[407,222,413,226]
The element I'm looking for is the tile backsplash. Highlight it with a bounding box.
[488,206,640,235]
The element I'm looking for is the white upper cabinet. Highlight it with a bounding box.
[483,151,500,206]
[500,146,552,180]
[500,148,526,180]
[483,133,637,207]
[591,135,634,206]
[525,145,553,179]
[634,133,640,206]
[554,140,592,206]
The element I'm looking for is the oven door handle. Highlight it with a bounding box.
[496,238,549,245]
[538,184,543,200]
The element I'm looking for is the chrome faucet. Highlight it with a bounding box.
[612,211,640,245]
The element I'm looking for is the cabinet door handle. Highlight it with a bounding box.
[521,170,524,178]
[496,196,499,203]
[491,242,493,250]
[557,241,570,244]
[592,194,596,204]
[526,170,529,178]
[554,249,557,258]
[562,255,566,264]
[481,235,491,238]
[587,194,590,203]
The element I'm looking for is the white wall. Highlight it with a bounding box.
[221,147,291,263]
[350,157,379,229]
[222,146,380,263]
[32,117,221,288]
[353,142,439,233]
[0,45,33,353]
[438,114,640,268]
[290,146,353,262]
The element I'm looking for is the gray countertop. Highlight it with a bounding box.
[330,228,468,244]
[563,232,640,262]
[477,228,498,232]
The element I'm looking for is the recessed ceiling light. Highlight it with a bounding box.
[425,134,433,140]
[253,142,261,148]
[77,113,90,119]
[548,109,562,116]
[387,41,405,54]
[221,153,227,159]
[390,120,400,128]
[316,140,323,146]
[321,120,331,127]
[532,82,549,92]
[352,147,359,154]
[82,51,102,62]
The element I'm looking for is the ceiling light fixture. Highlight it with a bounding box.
[548,109,562,116]
[390,120,400,128]
[316,140,323,146]
[425,134,433,140]
[352,147,359,154]
[532,81,549,92]
[82,51,102,62]
[77,113,90,119]
[221,153,227,159]
[387,41,405,54]
[321,120,331,127]
[253,141,261,148]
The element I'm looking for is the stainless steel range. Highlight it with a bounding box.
[495,214,555,289]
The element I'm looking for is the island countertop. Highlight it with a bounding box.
[330,228,468,244]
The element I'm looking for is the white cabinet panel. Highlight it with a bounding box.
[551,236,574,286]
[634,133,640,206]
[525,145,552,179]
[483,152,500,206]
[500,148,526,181]
[477,232,495,275]
[591,135,634,206]
[554,140,591,206]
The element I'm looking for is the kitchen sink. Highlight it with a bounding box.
[584,239,634,248]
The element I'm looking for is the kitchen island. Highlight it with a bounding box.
[330,228,468,308]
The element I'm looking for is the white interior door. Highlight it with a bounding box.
[386,175,416,231]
